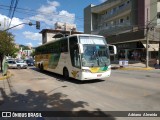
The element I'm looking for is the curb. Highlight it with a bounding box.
[0,71,13,80]
[112,67,154,71]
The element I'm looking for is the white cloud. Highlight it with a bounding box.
[38,42,42,45]
[23,31,42,41]
[0,14,24,30]
[29,0,75,27]
[26,42,33,47]
[37,1,59,14]
[59,10,75,18]
[47,0,59,6]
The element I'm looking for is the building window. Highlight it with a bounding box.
[120,18,124,23]
[113,7,116,12]
[157,12,160,18]
[110,9,113,14]
[106,11,108,15]
[110,21,114,25]
[119,4,124,9]
[126,16,130,20]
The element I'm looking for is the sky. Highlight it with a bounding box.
[0,0,107,47]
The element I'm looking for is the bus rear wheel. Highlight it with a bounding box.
[63,68,69,79]
[40,64,44,71]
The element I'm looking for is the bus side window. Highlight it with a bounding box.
[60,38,68,52]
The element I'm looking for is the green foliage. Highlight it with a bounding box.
[21,54,26,60]
[0,31,15,56]
[19,44,30,50]
[0,31,16,71]
[30,50,35,57]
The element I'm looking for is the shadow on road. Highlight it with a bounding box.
[0,88,116,120]
[30,67,105,84]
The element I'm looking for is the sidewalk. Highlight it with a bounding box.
[111,62,159,70]
[0,71,13,80]
[0,71,3,79]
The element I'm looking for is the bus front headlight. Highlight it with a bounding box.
[82,69,91,73]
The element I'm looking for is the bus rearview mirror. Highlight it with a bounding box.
[109,45,117,55]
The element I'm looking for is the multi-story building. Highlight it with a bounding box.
[40,22,81,44]
[84,0,160,62]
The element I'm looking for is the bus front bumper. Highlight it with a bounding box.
[79,70,111,80]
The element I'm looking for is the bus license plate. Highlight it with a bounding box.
[97,74,102,77]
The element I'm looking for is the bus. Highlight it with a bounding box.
[35,34,116,80]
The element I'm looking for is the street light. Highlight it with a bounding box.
[3,21,40,31]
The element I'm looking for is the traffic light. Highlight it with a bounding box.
[36,21,40,29]
[28,22,33,26]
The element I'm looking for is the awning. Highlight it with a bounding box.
[142,44,159,51]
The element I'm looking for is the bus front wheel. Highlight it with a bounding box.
[63,68,69,79]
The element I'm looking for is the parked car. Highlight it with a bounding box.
[25,59,34,66]
[7,60,28,69]
[7,60,17,69]
[16,60,28,69]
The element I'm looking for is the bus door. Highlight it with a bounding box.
[69,36,81,78]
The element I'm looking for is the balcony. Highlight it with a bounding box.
[103,3,131,22]
[92,0,122,13]
[92,22,132,36]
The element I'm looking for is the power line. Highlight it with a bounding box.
[8,0,20,28]
[8,0,15,18]
[0,0,158,23]
[0,4,84,20]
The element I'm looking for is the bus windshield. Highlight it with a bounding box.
[81,44,110,67]
[79,36,110,67]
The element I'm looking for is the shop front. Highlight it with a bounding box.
[113,41,158,62]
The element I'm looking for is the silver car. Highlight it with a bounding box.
[7,60,17,69]
[16,60,28,69]
[7,60,28,69]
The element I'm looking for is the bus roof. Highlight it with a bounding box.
[69,34,104,38]
[36,34,105,48]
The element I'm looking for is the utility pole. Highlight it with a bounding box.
[146,8,149,68]
[159,32,160,67]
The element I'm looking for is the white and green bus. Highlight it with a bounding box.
[35,34,116,80]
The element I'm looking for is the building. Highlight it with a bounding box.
[23,50,33,58]
[55,22,76,31]
[40,22,82,44]
[84,0,160,62]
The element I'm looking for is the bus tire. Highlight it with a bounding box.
[63,68,69,79]
[40,64,44,71]
[38,64,41,69]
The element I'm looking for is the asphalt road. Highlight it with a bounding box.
[0,67,160,120]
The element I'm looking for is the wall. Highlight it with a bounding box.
[84,5,93,34]
[46,33,56,43]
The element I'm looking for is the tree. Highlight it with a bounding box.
[19,44,30,50]
[30,50,35,58]
[0,31,16,71]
